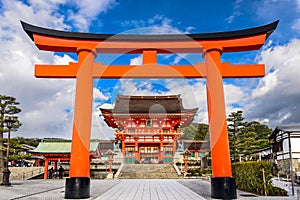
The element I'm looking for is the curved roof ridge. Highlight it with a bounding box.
[21,20,279,41]
[116,94,181,99]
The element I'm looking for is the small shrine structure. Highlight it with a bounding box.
[30,139,101,179]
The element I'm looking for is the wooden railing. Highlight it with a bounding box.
[116,129,183,135]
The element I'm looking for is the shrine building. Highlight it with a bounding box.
[100,95,198,164]
[30,139,101,179]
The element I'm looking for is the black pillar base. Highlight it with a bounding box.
[1,169,11,186]
[65,177,90,199]
[211,177,237,199]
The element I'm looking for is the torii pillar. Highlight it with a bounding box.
[205,47,235,198]
[21,20,278,199]
[64,48,96,198]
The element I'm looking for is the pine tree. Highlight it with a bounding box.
[236,122,257,156]
[241,121,271,155]
[182,123,198,140]
[227,111,272,162]
[197,123,209,141]
[182,123,208,140]
[227,111,245,162]
[0,95,22,179]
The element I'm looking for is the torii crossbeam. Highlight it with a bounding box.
[22,20,278,199]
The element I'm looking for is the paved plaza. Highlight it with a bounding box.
[0,179,298,200]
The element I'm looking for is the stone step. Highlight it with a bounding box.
[119,164,178,179]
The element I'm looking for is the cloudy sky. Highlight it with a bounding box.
[0,0,299,139]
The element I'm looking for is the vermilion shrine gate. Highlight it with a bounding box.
[22,20,278,199]
[100,95,198,164]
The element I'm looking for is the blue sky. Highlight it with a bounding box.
[0,0,300,139]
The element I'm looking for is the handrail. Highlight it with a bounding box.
[173,163,182,176]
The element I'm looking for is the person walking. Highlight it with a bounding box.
[58,166,64,179]
[49,167,54,179]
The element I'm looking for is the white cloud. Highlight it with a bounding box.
[292,18,300,33]
[224,84,245,105]
[251,70,278,98]
[297,0,300,11]
[121,15,195,65]
[93,88,109,101]
[66,0,118,31]
[0,1,75,138]
[91,107,115,139]
[121,14,194,34]
[224,0,243,24]
[130,56,142,65]
[99,103,114,109]
[1,0,69,31]
[0,0,113,139]
[246,39,300,128]
[225,16,235,24]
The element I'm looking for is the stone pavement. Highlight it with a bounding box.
[95,179,205,200]
[0,179,298,200]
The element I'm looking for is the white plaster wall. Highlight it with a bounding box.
[291,138,300,158]
[278,138,300,159]
[282,138,290,159]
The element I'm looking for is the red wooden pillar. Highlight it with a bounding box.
[44,158,48,179]
[204,47,236,199]
[184,158,188,174]
[134,137,139,162]
[195,151,199,160]
[173,139,176,156]
[119,135,126,156]
[109,160,113,173]
[54,160,57,171]
[122,140,125,156]
[65,48,96,198]
[159,136,164,163]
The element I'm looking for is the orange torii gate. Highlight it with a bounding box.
[22,20,278,199]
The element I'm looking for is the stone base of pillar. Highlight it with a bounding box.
[1,169,11,186]
[65,177,90,199]
[211,177,237,199]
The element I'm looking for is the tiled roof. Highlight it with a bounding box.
[30,140,99,154]
[270,126,300,139]
[100,95,198,114]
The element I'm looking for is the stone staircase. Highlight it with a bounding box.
[118,164,179,179]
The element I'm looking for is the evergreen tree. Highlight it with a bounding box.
[197,123,209,141]
[182,123,198,140]
[236,121,257,156]
[238,121,271,156]
[2,137,40,162]
[0,95,22,179]
[227,110,245,162]
[182,123,208,140]
[227,111,272,162]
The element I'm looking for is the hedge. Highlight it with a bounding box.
[232,161,287,196]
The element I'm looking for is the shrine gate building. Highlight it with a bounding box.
[100,95,198,164]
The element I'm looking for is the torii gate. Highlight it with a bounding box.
[22,20,278,199]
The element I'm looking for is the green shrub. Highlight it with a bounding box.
[268,186,287,196]
[232,161,287,196]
